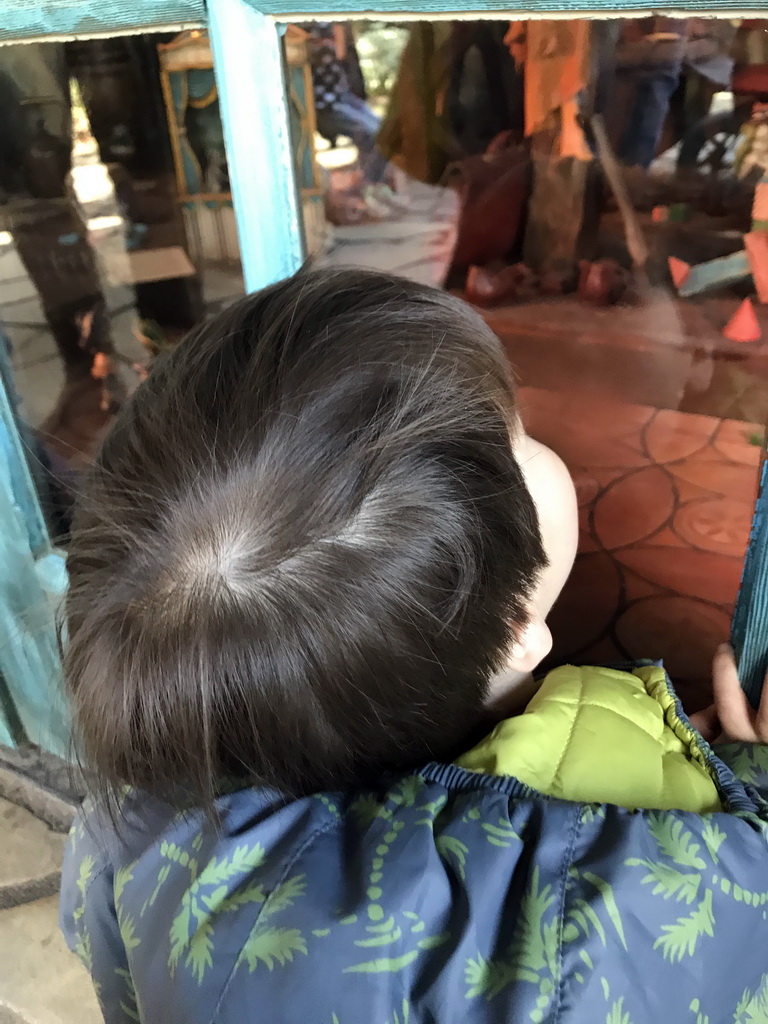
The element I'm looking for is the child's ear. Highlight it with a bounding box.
[506,614,552,675]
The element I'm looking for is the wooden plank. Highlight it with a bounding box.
[590,114,649,270]
[254,2,768,17]
[6,0,768,45]
[678,250,751,298]
[0,0,204,42]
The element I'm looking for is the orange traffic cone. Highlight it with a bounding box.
[668,256,691,290]
[723,298,762,343]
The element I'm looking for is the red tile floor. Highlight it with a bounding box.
[520,385,762,710]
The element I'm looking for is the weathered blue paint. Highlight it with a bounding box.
[256,0,768,11]
[7,0,768,43]
[208,0,303,292]
[732,454,768,709]
[0,362,68,756]
[0,0,204,43]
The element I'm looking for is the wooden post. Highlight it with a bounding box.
[523,116,592,274]
[207,0,303,292]
[522,21,595,275]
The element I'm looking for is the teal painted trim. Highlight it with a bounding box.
[5,0,768,44]
[0,350,49,560]
[0,431,68,757]
[732,455,768,709]
[254,0,765,13]
[678,251,751,298]
[0,676,22,747]
[208,0,303,292]
[0,338,67,754]
[0,0,204,43]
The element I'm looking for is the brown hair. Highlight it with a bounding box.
[64,268,546,808]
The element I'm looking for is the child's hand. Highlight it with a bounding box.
[690,643,768,745]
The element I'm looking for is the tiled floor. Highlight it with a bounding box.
[520,385,762,708]
[487,290,768,423]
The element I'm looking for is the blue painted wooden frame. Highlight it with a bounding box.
[0,340,69,755]
[208,0,304,291]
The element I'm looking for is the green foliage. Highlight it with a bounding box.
[114,864,135,905]
[606,997,632,1024]
[464,868,558,1003]
[734,974,768,1024]
[416,796,447,826]
[241,927,307,971]
[167,843,275,981]
[581,873,627,950]
[436,835,469,880]
[193,844,266,891]
[701,822,727,865]
[115,968,140,1023]
[654,890,714,963]
[580,805,607,825]
[689,997,710,1024]
[350,793,388,829]
[345,950,420,974]
[215,882,267,914]
[262,876,306,919]
[481,818,521,849]
[73,854,96,922]
[74,930,93,973]
[648,815,706,869]
[114,864,141,953]
[355,23,409,98]
[624,859,701,904]
[390,777,423,808]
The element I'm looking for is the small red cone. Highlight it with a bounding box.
[668,256,691,290]
[723,298,762,343]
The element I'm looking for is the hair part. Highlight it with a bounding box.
[64,268,546,809]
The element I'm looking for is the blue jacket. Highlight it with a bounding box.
[61,733,768,1023]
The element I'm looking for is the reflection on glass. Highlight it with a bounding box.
[296,17,767,700]
[0,32,244,545]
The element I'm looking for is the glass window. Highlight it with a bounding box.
[288,16,768,704]
[0,31,244,543]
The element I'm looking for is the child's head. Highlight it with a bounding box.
[65,268,575,805]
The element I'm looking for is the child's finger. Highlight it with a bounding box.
[689,704,720,743]
[712,644,760,743]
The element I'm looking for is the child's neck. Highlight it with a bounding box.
[485,669,539,720]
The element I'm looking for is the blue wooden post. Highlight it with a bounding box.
[0,340,68,755]
[207,0,304,292]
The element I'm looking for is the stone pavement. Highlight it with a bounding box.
[0,748,100,1024]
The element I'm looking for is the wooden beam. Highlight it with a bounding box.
[0,0,204,43]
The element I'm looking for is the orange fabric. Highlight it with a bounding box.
[560,98,591,160]
[524,21,591,138]
[504,22,527,68]
[753,180,768,222]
